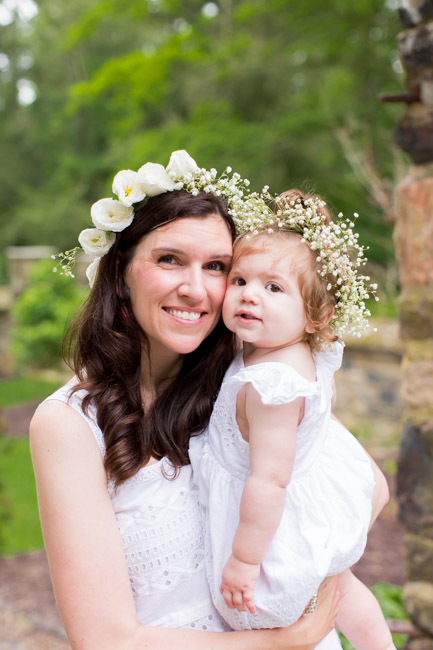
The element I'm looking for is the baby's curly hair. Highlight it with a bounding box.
[233,189,338,352]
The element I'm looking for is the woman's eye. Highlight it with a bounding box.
[266,283,281,293]
[157,255,178,265]
[206,261,226,272]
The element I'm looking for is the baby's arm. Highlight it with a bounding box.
[220,385,302,614]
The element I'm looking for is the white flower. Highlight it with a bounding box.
[78,228,116,256]
[86,257,101,288]
[91,198,134,232]
[112,169,147,206]
[166,150,199,178]
[136,162,176,197]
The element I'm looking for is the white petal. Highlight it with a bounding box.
[136,162,176,197]
[112,169,146,206]
[91,198,134,232]
[78,228,116,256]
[166,150,199,178]
[86,257,101,288]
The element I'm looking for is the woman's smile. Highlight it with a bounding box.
[163,307,205,322]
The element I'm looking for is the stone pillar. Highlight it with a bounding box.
[388,3,433,647]
[395,168,433,649]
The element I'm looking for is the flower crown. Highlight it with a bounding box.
[240,192,379,339]
[53,149,377,338]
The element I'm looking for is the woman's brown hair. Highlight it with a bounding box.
[65,190,237,487]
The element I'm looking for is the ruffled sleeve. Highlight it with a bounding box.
[222,362,320,406]
[314,341,344,375]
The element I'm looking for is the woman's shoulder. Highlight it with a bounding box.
[30,381,105,458]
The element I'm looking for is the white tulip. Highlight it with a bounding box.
[166,150,199,178]
[136,162,176,197]
[91,198,134,232]
[112,169,147,206]
[78,228,116,256]
[86,257,101,288]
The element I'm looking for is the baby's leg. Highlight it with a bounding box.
[335,569,396,650]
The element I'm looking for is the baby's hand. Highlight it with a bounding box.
[220,554,260,614]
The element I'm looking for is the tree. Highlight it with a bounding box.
[0,0,402,277]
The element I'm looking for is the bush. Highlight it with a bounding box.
[10,259,87,368]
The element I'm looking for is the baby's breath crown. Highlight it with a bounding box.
[237,191,378,339]
[52,149,377,338]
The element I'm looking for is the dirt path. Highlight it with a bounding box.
[0,551,70,649]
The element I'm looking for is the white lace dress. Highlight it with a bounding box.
[40,386,229,632]
[189,342,375,634]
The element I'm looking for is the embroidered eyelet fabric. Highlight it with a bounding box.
[41,386,229,632]
[189,342,375,631]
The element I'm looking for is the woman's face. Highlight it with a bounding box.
[125,214,233,364]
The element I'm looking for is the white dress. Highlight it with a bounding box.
[189,342,375,636]
[40,386,229,632]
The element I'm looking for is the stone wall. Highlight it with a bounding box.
[334,320,403,445]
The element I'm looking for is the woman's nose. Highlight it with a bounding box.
[178,267,207,301]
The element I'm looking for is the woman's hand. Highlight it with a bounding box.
[220,553,260,613]
[271,576,340,650]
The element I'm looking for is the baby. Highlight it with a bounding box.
[190,190,395,650]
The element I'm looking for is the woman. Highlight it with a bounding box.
[30,151,385,650]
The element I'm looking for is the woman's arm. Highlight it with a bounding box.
[128,576,340,650]
[30,400,141,649]
[220,386,301,613]
[31,399,335,650]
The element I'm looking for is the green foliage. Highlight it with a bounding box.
[371,582,407,620]
[0,0,403,276]
[0,374,62,408]
[10,259,87,368]
[0,435,43,555]
[339,582,408,650]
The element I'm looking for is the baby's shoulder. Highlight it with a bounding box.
[248,343,315,382]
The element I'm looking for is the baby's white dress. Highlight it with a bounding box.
[189,341,375,636]
[40,386,229,632]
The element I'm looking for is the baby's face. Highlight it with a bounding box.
[222,240,313,352]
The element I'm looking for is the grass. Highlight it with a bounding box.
[0,435,44,555]
[0,373,62,408]
[0,372,63,555]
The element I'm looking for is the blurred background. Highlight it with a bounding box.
[0,1,410,648]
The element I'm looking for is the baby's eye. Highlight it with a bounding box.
[233,277,246,286]
[265,283,281,293]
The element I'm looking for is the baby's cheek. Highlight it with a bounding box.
[221,290,233,324]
